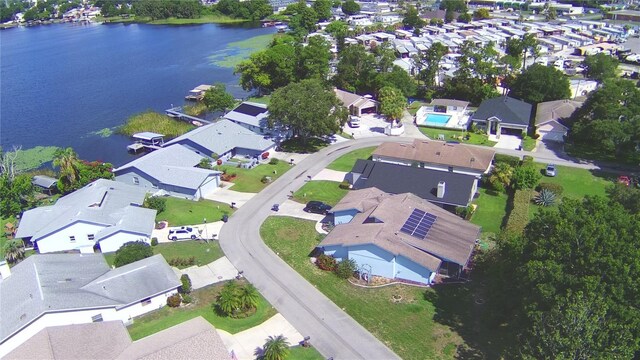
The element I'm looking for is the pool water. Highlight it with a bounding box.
[424,113,452,125]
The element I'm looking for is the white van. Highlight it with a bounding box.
[349,116,361,128]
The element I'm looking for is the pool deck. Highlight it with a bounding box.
[416,108,470,130]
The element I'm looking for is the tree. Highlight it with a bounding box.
[509,64,570,104]
[378,86,407,122]
[0,173,35,219]
[239,283,259,310]
[440,0,467,12]
[334,45,378,94]
[511,164,541,190]
[457,12,471,23]
[262,335,290,360]
[402,5,424,29]
[473,8,490,19]
[268,79,348,143]
[113,241,153,268]
[414,42,448,87]
[486,161,513,192]
[143,195,166,213]
[444,9,455,23]
[216,281,241,316]
[297,36,331,81]
[375,65,417,98]
[235,43,297,94]
[582,53,619,82]
[203,83,236,112]
[3,239,25,264]
[289,4,318,35]
[606,183,640,214]
[53,147,79,187]
[312,0,332,21]
[341,0,360,15]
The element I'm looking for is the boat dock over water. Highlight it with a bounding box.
[127,132,165,153]
[185,84,212,101]
[165,107,211,126]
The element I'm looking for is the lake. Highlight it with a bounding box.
[0,22,274,166]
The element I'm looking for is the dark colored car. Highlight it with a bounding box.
[304,201,332,214]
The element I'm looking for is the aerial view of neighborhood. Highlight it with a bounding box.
[1,0,639,358]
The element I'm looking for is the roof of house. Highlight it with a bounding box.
[429,99,470,108]
[350,159,477,207]
[334,88,378,109]
[5,316,229,360]
[15,179,156,242]
[0,254,180,344]
[473,96,533,127]
[164,119,275,154]
[32,175,58,189]
[223,102,269,128]
[372,139,495,173]
[320,188,480,272]
[535,99,583,126]
[112,144,221,190]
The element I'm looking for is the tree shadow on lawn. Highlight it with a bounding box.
[279,137,329,154]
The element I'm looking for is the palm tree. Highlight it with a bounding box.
[216,281,241,316]
[262,335,290,360]
[239,283,259,311]
[53,147,79,185]
[4,239,25,264]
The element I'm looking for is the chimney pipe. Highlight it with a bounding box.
[0,260,11,279]
[437,181,446,198]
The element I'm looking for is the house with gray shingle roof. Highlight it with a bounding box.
[15,179,156,254]
[472,96,533,138]
[0,254,181,357]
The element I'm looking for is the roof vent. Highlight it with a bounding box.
[470,157,475,162]
[436,151,441,156]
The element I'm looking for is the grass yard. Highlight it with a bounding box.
[288,346,325,360]
[127,280,277,340]
[260,216,487,360]
[533,164,611,200]
[246,95,271,105]
[157,197,234,226]
[327,146,376,172]
[522,137,537,151]
[418,127,497,147]
[103,240,224,268]
[293,181,348,206]
[217,161,292,193]
[407,101,428,116]
[470,188,509,235]
[279,137,329,153]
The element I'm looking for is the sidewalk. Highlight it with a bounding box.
[205,182,256,208]
[179,256,238,290]
[217,314,304,360]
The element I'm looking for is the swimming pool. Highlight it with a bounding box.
[423,113,452,126]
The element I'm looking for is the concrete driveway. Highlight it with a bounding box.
[204,183,256,208]
[271,200,327,222]
[490,134,522,150]
[345,114,390,139]
[179,256,238,290]
[312,169,347,182]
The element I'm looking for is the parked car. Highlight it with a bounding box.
[168,226,198,241]
[349,116,361,128]
[545,164,557,177]
[304,201,332,215]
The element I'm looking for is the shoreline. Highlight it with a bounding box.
[100,14,252,25]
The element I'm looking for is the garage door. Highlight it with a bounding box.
[539,130,564,142]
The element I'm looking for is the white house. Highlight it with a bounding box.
[14,179,156,254]
[0,254,181,357]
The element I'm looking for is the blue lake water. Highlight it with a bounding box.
[0,22,274,166]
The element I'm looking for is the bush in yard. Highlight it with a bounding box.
[339,180,351,189]
[168,256,196,267]
[494,154,520,167]
[113,241,153,268]
[335,259,357,279]
[150,237,158,246]
[537,182,564,196]
[534,189,556,207]
[511,165,541,190]
[261,175,271,184]
[269,157,279,165]
[181,294,193,304]
[180,274,192,294]
[316,254,337,271]
[143,195,166,213]
[521,155,534,164]
[487,162,514,192]
[504,190,532,234]
[167,293,182,307]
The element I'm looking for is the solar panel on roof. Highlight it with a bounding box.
[399,209,438,239]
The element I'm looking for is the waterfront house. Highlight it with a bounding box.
[471,96,533,138]
[319,188,480,285]
[223,102,269,134]
[535,99,583,142]
[346,159,478,208]
[31,175,58,195]
[0,254,181,357]
[15,179,156,254]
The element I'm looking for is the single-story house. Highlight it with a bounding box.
[334,88,379,116]
[471,96,533,138]
[535,99,583,142]
[346,159,478,208]
[223,102,269,134]
[5,316,231,360]
[32,175,58,195]
[0,254,181,357]
[372,139,495,177]
[113,144,221,200]
[15,179,156,254]
[319,188,480,285]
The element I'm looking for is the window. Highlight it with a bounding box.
[141,297,152,306]
[133,177,139,185]
[91,314,103,322]
[69,236,76,243]
[88,234,95,241]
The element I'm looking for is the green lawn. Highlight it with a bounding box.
[470,188,509,235]
[533,163,611,200]
[418,127,497,147]
[103,240,224,268]
[127,281,277,340]
[293,181,348,206]
[522,137,537,151]
[157,197,234,226]
[260,216,497,360]
[217,161,292,193]
[246,95,271,105]
[288,346,325,360]
[327,147,376,172]
[407,101,428,116]
[279,137,329,153]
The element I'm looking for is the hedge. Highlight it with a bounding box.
[504,190,533,234]
[494,153,520,167]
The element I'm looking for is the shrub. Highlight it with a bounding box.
[261,175,272,184]
[494,154,520,167]
[504,190,532,234]
[339,180,351,189]
[180,274,192,294]
[512,165,542,190]
[316,254,337,271]
[167,293,182,307]
[534,189,556,206]
[143,195,166,213]
[335,259,357,279]
[150,237,158,246]
[269,157,279,165]
[168,256,196,268]
[455,206,475,220]
[181,294,193,304]
[537,182,564,196]
[521,155,534,164]
[113,241,153,268]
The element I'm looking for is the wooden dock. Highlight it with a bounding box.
[165,107,211,125]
